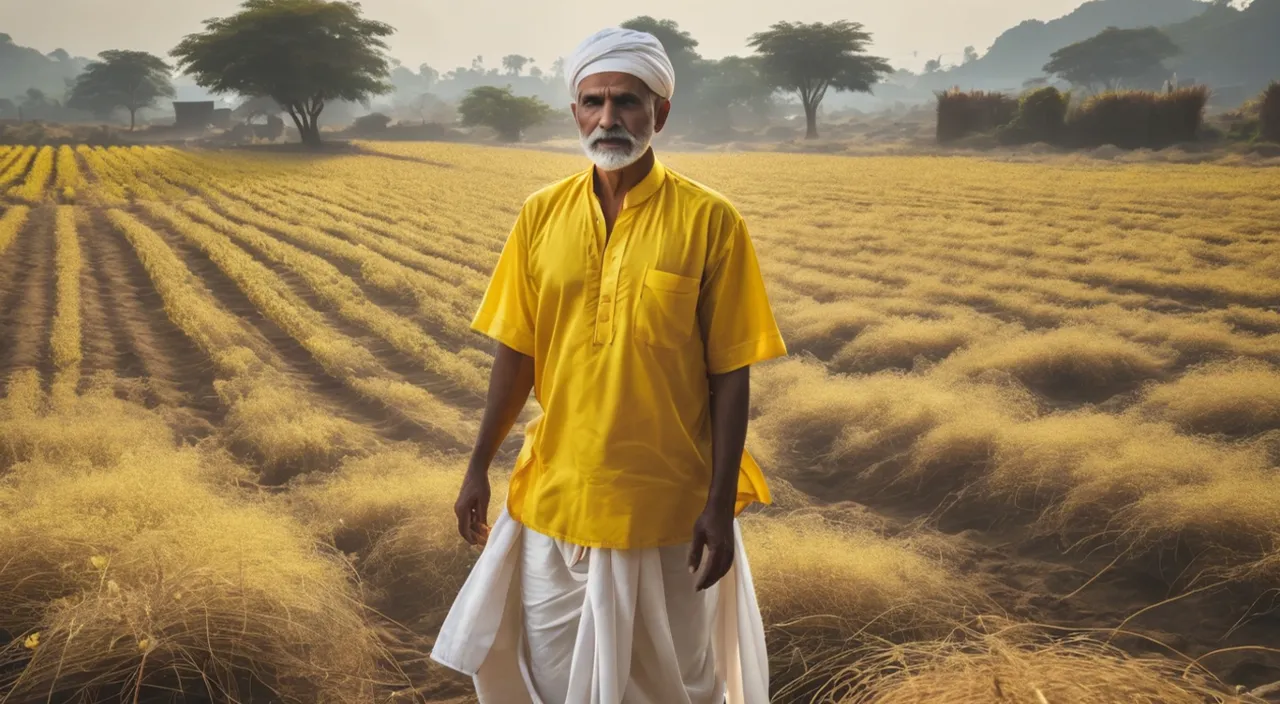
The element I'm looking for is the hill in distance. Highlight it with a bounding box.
[921,0,1211,91]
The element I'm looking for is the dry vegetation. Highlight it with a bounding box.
[0,141,1277,703]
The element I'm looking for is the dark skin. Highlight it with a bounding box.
[571,72,670,237]
[454,72,751,592]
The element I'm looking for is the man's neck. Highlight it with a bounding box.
[593,148,655,205]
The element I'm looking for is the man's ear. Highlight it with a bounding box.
[570,102,578,121]
[654,98,672,134]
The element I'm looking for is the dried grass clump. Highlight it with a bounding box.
[1139,359,1280,437]
[0,387,386,703]
[781,301,885,359]
[0,370,207,472]
[292,448,507,630]
[746,513,976,633]
[830,313,1003,374]
[751,359,1034,496]
[988,411,1272,542]
[836,622,1235,704]
[938,326,1172,402]
[1117,474,1280,560]
[745,513,983,700]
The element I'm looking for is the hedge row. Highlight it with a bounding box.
[937,85,1213,149]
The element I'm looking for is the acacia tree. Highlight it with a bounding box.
[1043,26,1180,93]
[458,85,553,142]
[749,21,892,139]
[68,50,175,130]
[171,0,394,146]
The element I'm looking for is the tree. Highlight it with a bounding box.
[924,57,942,73]
[963,45,979,64]
[502,55,531,76]
[234,95,282,123]
[457,85,553,142]
[171,0,395,147]
[620,16,704,131]
[419,63,439,91]
[48,48,71,62]
[67,50,175,130]
[1043,26,1180,93]
[697,56,775,134]
[748,20,892,139]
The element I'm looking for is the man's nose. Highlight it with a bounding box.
[599,99,619,129]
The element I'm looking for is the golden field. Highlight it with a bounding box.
[0,142,1278,703]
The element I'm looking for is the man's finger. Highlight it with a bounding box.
[695,544,720,591]
[688,532,706,575]
[697,543,734,591]
[457,499,476,545]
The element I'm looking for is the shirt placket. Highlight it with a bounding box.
[594,214,629,346]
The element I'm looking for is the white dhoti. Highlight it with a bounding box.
[430,509,770,704]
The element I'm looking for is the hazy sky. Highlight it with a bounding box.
[4,0,1089,77]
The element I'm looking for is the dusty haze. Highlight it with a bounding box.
[5,0,1088,77]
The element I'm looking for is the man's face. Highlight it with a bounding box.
[572,72,671,171]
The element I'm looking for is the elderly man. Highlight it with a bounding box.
[430,27,786,704]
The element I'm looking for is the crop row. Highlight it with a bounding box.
[50,206,82,399]
[136,202,475,447]
[105,208,372,477]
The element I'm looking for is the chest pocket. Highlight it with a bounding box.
[635,268,700,348]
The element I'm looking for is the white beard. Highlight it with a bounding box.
[580,123,653,172]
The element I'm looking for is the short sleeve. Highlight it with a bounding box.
[471,208,537,357]
[698,217,787,375]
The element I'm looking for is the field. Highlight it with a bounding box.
[0,141,1279,703]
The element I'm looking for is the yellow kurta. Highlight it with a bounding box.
[472,159,787,549]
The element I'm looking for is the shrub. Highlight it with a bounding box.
[996,86,1070,145]
[1261,81,1280,143]
[458,85,554,142]
[1065,86,1209,149]
[936,89,1017,143]
[349,112,392,135]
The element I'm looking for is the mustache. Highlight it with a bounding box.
[586,126,638,148]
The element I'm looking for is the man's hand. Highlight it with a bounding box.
[455,468,491,546]
[457,343,534,547]
[688,504,735,592]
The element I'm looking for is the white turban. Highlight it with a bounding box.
[565,28,676,100]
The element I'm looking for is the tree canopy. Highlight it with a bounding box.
[502,55,532,76]
[67,50,175,131]
[457,85,553,142]
[749,20,892,139]
[171,0,394,146]
[1043,26,1180,93]
[620,16,705,130]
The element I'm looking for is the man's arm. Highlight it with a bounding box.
[688,365,750,591]
[455,342,535,545]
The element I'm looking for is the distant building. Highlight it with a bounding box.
[173,101,215,129]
